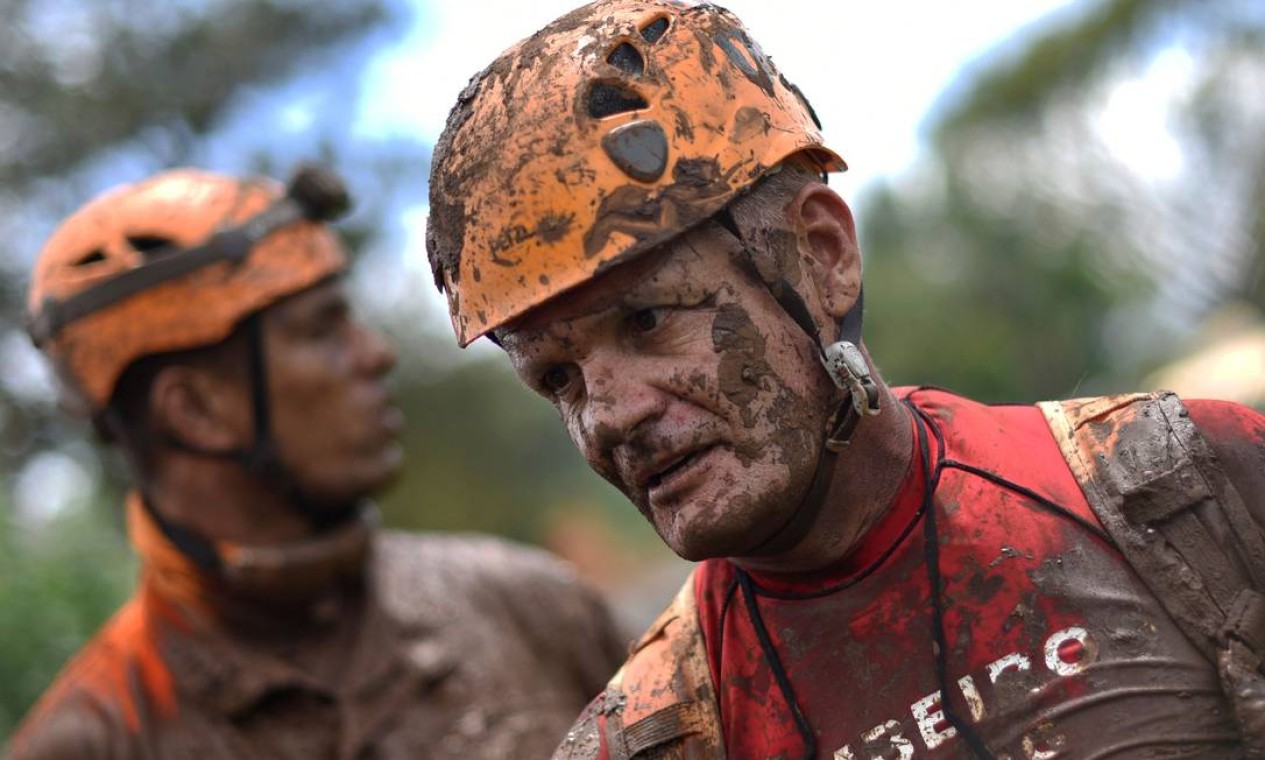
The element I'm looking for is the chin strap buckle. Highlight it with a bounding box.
[822,340,881,417]
[821,340,881,451]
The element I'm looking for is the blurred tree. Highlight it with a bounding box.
[0,499,136,733]
[375,346,646,543]
[861,0,1265,400]
[0,0,384,188]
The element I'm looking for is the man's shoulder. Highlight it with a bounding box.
[373,530,587,597]
[371,530,618,640]
[4,703,118,760]
[4,598,149,760]
[898,386,1065,470]
[552,567,722,760]
[1037,393,1264,481]
[896,385,1048,427]
[1183,398,1265,528]
[372,530,627,702]
[1184,397,1265,445]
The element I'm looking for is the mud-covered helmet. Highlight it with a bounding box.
[427,0,846,346]
[27,165,351,410]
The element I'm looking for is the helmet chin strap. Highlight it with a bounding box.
[135,312,354,573]
[712,207,881,559]
[820,290,881,447]
[147,312,283,478]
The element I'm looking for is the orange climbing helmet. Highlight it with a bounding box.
[427,0,847,346]
[27,165,351,410]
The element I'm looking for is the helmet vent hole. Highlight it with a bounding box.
[607,43,644,76]
[126,235,177,259]
[588,82,648,119]
[72,249,108,267]
[640,17,669,44]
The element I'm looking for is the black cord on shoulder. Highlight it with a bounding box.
[906,390,1111,545]
[736,569,817,760]
[909,403,995,760]
[941,460,1112,546]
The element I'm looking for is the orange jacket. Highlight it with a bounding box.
[6,497,626,759]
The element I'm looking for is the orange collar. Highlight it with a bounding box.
[126,492,374,629]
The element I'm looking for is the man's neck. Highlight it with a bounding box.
[145,456,313,546]
[734,382,915,575]
[135,456,373,633]
[128,488,373,637]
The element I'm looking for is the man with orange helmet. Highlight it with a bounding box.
[427,1,1265,757]
[5,164,625,759]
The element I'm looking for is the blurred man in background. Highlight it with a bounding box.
[427,0,1265,756]
[5,164,625,759]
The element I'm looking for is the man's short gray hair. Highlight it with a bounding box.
[727,159,825,233]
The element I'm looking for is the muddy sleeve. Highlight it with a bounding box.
[551,694,610,760]
[1187,400,1265,531]
[3,698,126,760]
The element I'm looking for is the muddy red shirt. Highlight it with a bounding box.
[689,388,1260,759]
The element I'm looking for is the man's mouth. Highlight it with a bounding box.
[380,405,405,436]
[646,445,715,490]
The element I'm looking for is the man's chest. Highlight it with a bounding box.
[710,478,1239,759]
[138,649,584,760]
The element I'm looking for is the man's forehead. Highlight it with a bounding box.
[501,221,742,338]
[498,246,676,343]
[270,276,347,320]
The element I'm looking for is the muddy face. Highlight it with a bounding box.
[262,280,403,511]
[498,221,831,560]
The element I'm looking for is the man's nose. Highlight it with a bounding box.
[355,321,397,376]
[580,351,664,455]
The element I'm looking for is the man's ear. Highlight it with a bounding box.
[147,365,250,452]
[788,183,861,320]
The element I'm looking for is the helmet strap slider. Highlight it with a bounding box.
[821,340,880,451]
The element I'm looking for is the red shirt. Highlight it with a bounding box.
[695,388,1255,758]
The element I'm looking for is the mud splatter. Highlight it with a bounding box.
[709,299,819,480]
[538,212,575,243]
[584,158,731,258]
[712,303,771,427]
[732,106,771,144]
[671,106,695,141]
[714,28,777,97]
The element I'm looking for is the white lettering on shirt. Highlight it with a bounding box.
[1043,626,1092,676]
[830,623,1098,758]
[861,720,915,759]
[911,691,955,749]
[987,653,1031,684]
[958,675,985,722]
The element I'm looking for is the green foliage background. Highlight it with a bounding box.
[0,503,134,732]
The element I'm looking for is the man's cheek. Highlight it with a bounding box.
[565,416,610,478]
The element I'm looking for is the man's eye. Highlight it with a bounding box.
[541,366,572,394]
[629,308,662,334]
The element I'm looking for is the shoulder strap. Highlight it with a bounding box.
[1040,391,1265,659]
[1042,392,1265,754]
[601,569,725,760]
